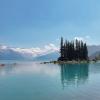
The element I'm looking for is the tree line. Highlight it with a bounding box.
[58,37,88,61]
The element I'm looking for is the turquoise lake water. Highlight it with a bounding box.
[0,61,100,100]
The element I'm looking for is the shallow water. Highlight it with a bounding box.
[0,61,100,100]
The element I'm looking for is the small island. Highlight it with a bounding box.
[42,37,92,64]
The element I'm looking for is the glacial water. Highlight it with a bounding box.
[0,60,100,100]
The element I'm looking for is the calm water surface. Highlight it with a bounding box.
[0,60,100,100]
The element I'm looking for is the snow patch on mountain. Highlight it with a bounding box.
[0,44,59,60]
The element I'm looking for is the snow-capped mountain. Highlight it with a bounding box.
[0,44,59,60]
[0,44,100,61]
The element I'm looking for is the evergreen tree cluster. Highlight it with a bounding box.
[58,37,88,61]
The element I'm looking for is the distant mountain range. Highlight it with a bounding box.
[88,45,100,59]
[89,51,100,60]
[0,46,33,60]
[0,45,100,61]
[0,44,58,60]
[88,45,100,56]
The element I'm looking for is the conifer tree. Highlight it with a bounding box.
[58,37,88,61]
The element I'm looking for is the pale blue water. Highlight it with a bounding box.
[0,61,100,100]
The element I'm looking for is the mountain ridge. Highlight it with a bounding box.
[0,44,100,61]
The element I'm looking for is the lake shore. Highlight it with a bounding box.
[41,60,98,64]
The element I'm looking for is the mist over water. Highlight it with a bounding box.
[0,61,100,100]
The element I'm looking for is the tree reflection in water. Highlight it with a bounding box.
[59,64,89,88]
